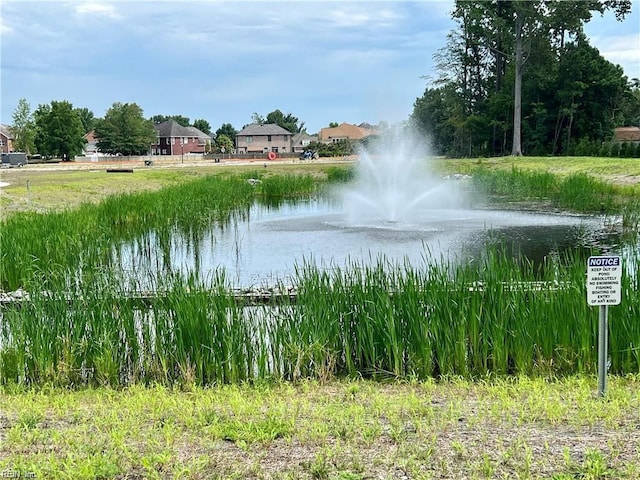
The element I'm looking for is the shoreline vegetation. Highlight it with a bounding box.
[1,156,639,478]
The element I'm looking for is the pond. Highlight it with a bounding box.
[118,196,623,288]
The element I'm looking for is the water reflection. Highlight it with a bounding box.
[116,197,626,287]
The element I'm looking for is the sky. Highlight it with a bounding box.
[1,0,639,134]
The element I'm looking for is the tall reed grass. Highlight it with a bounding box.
[471,167,620,213]
[2,249,639,387]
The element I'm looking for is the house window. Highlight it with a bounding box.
[246,136,253,143]
[171,138,175,145]
[162,149,167,154]
[267,135,272,142]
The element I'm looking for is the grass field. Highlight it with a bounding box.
[1,376,639,479]
[1,155,639,478]
[1,155,639,216]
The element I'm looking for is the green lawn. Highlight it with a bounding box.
[2,156,639,216]
[1,376,639,479]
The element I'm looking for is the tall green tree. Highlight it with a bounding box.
[33,100,85,160]
[95,103,156,156]
[215,123,237,141]
[151,114,169,124]
[215,134,234,153]
[150,114,190,126]
[552,35,628,152]
[74,107,95,134]
[413,0,632,157]
[10,98,36,154]
[265,109,305,133]
[192,119,211,135]
[619,78,640,127]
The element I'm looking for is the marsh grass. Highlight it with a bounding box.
[2,247,639,387]
[471,167,622,212]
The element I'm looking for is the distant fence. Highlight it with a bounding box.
[72,152,301,164]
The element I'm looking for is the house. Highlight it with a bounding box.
[318,122,376,144]
[0,124,14,154]
[235,123,292,154]
[613,127,640,144]
[152,120,211,155]
[83,130,99,155]
[291,132,318,154]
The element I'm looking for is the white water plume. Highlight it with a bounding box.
[342,127,469,225]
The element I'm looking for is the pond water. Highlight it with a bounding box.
[119,197,623,287]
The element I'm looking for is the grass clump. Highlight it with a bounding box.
[471,167,621,213]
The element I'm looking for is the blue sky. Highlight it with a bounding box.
[1,0,639,134]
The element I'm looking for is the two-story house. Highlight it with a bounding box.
[235,123,292,154]
[318,122,376,144]
[152,120,211,155]
[0,124,14,154]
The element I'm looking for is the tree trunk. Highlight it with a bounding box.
[511,10,523,156]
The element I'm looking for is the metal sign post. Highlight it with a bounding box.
[597,305,608,396]
[586,256,622,397]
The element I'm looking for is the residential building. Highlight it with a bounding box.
[318,122,376,144]
[0,124,14,153]
[613,127,640,144]
[235,123,292,154]
[291,132,318,154]
[83,130,99,155]
[152,120,210,155]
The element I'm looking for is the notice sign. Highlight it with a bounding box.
[587,256,622,306]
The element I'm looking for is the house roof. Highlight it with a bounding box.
[318,122,375,141]
[292,132,318,145]
[154,120,210,139]
[0,124,13,139]
[237,123,292,136]
[613,127,640,142]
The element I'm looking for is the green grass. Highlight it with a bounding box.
[470,167,621,213]
[1,376,639,479]
[2,249,639,387]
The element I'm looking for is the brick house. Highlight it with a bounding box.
[152,120,211,155]
[318,122,376,144]
[0,124,14,153]
[235,123,292,154]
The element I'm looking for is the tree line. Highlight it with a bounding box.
[9,99,309,159]
[410,0,640,157]
[10,1,639,160]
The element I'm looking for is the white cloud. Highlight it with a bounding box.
[327,7,402,28]
[0,16,12,35]
[589,33,640,78]
[74,2,120,18]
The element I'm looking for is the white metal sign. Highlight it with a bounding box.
[587,256,622,306]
